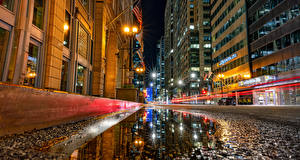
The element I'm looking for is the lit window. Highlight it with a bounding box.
[191,67,200,71]
[204,44,211,48]
[191,44,199,48]
[203,21,210,26]
[204,67,211,71]
[190,25,195,30]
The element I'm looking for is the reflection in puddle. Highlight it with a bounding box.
[69,108,222,159]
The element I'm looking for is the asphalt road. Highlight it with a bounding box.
[158,104,300,126]
[0,104,299,159]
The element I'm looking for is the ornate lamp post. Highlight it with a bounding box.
[135,67,145,102]
[123,26,138,71]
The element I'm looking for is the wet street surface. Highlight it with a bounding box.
[69,106,300,159]
[0,105,299,159]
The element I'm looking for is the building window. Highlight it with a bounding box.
[190,18,194,23]
[0,27,10,79]
[283,34,291,48]
[203,6,210,11]
[203,0,210,4]
[203,29,210,33]
[204,59,211,65]
[61,60,69,91]
[204,52,211,57]
[0,0,14,11]
[76,64,86,94]
[292,29,300,44]
[203,14,210,19]
[78,24,89,59]
[80,0,89,12]
[190,4,194,8]
[190,11,194,16]
[64,11,71,48]
[203,21,210,26]
[32,0,45,29]
[204,44,211,48]
[204,36,211,41]
[251,30,300,60]
[24,43,39,87]
[249,5,300,43]
[190,44,199,48]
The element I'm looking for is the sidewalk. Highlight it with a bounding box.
[0,84,142,136]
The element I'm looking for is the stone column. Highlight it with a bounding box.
[12,0,34,84]
[104,30,118,98]
[92,1,106,96]
[43,0,65,89]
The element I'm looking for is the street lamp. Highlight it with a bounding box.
[135,67,145,102]
[135,67,144,74]
[218,74,225,98]
[123,26,139,71]
[190,73,196,79]
[151,72,158,101]
[243,74,251,79]
[178,79,183,85]
[63,23,69,32]
[177,79,184,98]
[152,72,157,78]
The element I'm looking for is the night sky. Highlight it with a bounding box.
[142,0,166,71]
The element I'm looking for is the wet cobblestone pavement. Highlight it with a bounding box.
[0,105,299,159]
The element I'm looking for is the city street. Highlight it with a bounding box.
[0,105,299,159]
[0,0,300,159]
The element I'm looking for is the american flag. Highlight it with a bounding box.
[132,0,142,25]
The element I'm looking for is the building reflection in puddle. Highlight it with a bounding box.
[69,108,223,159]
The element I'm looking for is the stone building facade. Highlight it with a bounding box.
[0,0,134,98]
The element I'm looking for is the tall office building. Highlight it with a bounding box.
[164,0,212,98]
[195,0,212,94]
[211,0,251,95]
[156,37,166,101]
[246,0,300,105]
[164,0,175,99]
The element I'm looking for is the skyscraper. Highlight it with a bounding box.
[211,0,250,95]
[246,0,300,105]
[156,37,166,102]
[164,0,212,98]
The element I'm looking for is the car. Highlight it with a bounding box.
[218,98,236,105]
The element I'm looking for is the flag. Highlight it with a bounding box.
[204,73,208,81]
[135,30,144,52]
[132,0,142,25]
[135,49,144,62]
[208,71,212,79]
[135,49,145,68]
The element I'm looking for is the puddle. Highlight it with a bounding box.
[69,108,222,159]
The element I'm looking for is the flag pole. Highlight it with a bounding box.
[105,0,139,28]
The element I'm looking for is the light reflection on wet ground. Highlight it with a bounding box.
[69,106,300,159]
[1,106,299,159]
[69,107,222,159]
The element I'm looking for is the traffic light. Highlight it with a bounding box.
[201,89,207,94]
